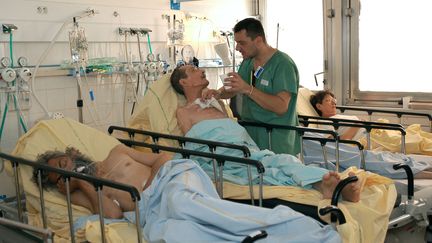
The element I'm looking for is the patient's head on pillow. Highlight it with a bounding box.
[32,147,96,189]
[170,66,187,95]
[310,90,336,117]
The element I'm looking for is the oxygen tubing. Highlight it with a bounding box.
[12,94,28,133]
[0,95,10,140]
[9,33,14,68]
[147,33,153,54]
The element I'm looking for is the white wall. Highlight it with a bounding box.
[0,0,251,197]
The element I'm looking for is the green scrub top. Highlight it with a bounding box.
[237,50,300,155]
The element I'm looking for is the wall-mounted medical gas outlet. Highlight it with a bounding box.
[17,57,28,67]
[118,27,152,36]
[0,57,11,68]
[2,24,17,34]
[1,68,16,82]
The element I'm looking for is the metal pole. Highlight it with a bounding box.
[0,217,54,243]
[37,171,48,229]
[360,150,366,170]
[218,165,224,198]
[12,164,23,222]
[134,200,143,243]
[335,140,340,172]
[247,165,255,206]
[366,132,371,150]
[267,131,272,150]
[299,135,304,163]
[97,187,107,243]
[401,134,406,154]
[64,178,76,243]
[322,145,329,170]
[212,158,221,196]
[259,174,263,207]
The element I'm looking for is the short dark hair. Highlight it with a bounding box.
[32,147,94,189]
[233,18,266,43]
[170,66,187,95]
[309,90,335,116]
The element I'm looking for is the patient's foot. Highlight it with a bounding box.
[317,171,362,203]
[341,172,362,203]
[319,171,341,200]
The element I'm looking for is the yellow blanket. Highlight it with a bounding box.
[362,120,432,155]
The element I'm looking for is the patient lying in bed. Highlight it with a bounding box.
[310,90,432,155]
[170,65,362,199]
[32,144,348,242]
[308,90,432,179]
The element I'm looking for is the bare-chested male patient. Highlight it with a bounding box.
[170,65,362,203]
[33,144,172,219]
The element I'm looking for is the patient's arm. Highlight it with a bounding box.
[340,127,362,140]
[176,108,193,134]
[110,144,172,189]
[57,178,123,219]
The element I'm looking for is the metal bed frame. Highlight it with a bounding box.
[0,152,142,243]
[336,105,432,132]
[0,216,53,243]
[298,115,408,153]
[113,135,356,227]
[109,125,265,207]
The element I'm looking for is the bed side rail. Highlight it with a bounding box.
[303,136,366,170]
[299,114,404,128]
[336,105,432,132]
[118,138,266,207]
[0,217,54,243]
[237,120,344,171]
[298,118,407,153]
[108,125,251,157]
[0,152,142,243]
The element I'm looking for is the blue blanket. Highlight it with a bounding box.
[303,132,431,179]
[130,159,341,242]
[181,118,328,188]
[74,160,341,242]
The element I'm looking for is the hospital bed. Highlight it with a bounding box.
[126,72,400,242]
[297,87,432,156]
[109,125,357,217]
[114,135,355,225]
[0,151,143,243]
[109,123,397,243]
[0,117,363,242]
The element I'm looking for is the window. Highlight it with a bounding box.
[350,0,432,103]
[265,0,324,90]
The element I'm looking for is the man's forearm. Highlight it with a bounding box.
[77,180,123,218]
[246,87,290,116]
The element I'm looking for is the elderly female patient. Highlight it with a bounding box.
[32,144,351,242]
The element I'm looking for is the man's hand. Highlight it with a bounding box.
[224,72,252,94]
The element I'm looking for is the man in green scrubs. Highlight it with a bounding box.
[204,18,300,155]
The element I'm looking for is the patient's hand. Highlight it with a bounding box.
[201,88,221,100]
[57,177,81,194]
